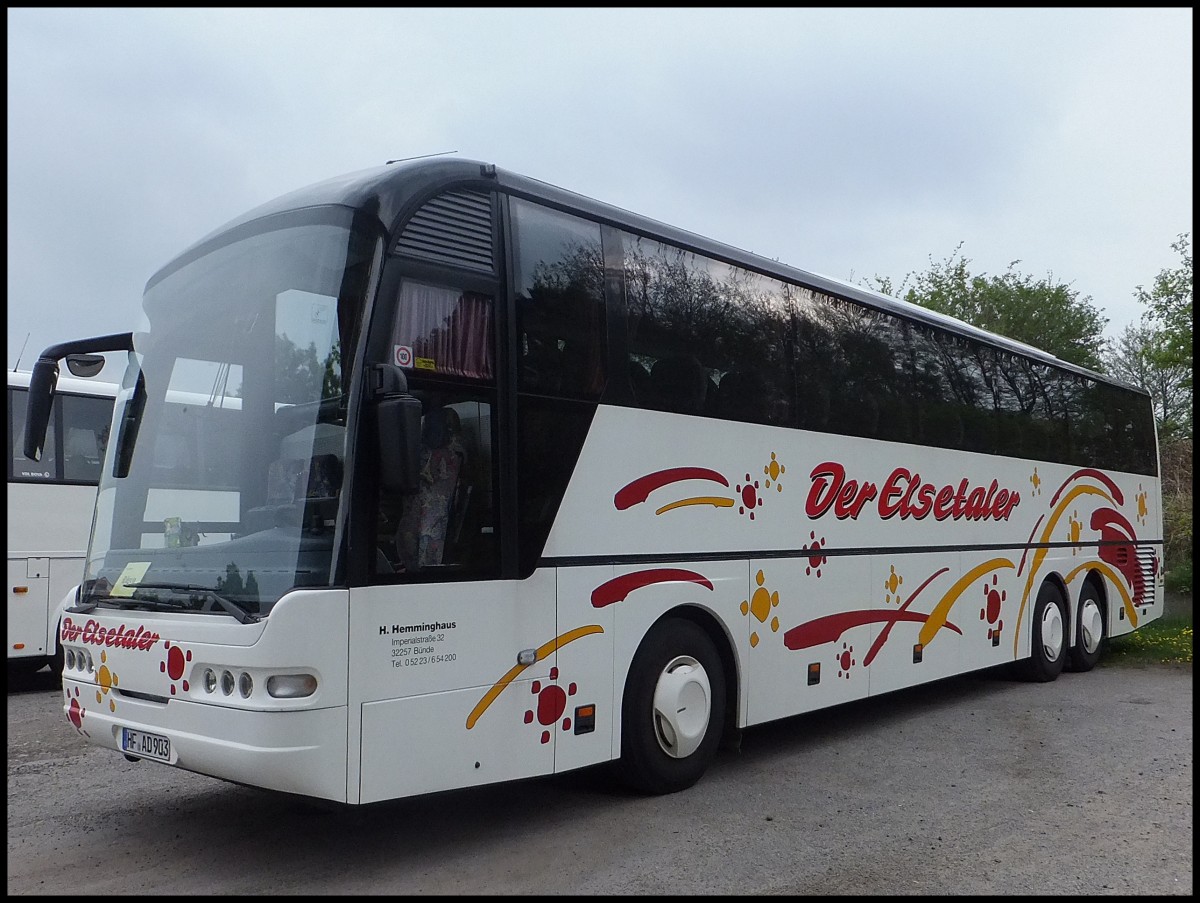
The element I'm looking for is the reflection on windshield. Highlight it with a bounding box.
[82,211,376,617]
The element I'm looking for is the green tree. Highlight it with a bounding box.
[275,335,325,404]
[1102,320,1192,441]
[321,342,342,400]
[869,243,1109,370]
[1135,232,1192,390]
[1159,437,1193,593]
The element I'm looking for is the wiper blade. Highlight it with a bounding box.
[73,593,187,614]
[124,581,260,624]
[105,594,192,613]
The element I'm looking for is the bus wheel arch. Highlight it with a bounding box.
[1015,578,1068,682]
[617,609,732,795]
[1067,571,1107,673]
[672,605,740,749]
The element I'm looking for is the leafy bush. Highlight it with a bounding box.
[1165,560,1192,594]
[1160,438,1192,593]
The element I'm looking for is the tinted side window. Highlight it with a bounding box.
[622,233,793,425]
[61,393,112,484]
[8,386,57,482]
[600,236,1155,475]
[511,199,606,399]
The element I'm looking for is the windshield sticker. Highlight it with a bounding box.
[110,562,151,597]
[414,356,436,370]
[393,344,413,367]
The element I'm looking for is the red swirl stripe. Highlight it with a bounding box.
[591,569,714,608]
[614,467,729,510]
[784,609,962,650]
[1049,468,1123,506]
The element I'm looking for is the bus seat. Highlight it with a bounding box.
[266,457,307,505]
[520,335,563,394]
[305,453,343,500]
[395,408,465,570]
[629,359,651,404]
[647,354,708,414]
[265,453,342,508]
[64,427,103,480]
[711,368,769,422]
[66,427,100,462]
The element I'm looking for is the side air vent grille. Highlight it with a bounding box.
[395,190,494,273]
[1136,545,1158,595]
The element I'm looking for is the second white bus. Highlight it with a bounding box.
[8,367,116,675]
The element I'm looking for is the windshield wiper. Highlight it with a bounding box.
[124,581,260,624]
[68,596,98,614]
[104,594,192,614]
[74,591,187,614]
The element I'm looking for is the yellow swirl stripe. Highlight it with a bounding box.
[466,624,605,729]
[1013,484,1114,656]
[919,557,1015,648]
[655,496,735,515]
[1062,562,1139,628]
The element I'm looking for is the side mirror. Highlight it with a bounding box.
[65,353,106,378]
[377,395,423,494]
[371,362,421,494]
[23,358,59,460]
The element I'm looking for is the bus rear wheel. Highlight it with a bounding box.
[618,617,725,795]
[1016,583,1067,682]
[1068,581,1105,672]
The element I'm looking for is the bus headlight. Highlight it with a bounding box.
[267,674,318,699]
[65,649,76,671]
[238,672,253,698]
[203,669,217,693]
[220,670,235,695]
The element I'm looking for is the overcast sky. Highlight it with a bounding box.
[7,8,1193,378]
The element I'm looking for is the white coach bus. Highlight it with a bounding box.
[23,157,1162,804]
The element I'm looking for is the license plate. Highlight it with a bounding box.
[121,727,171,763]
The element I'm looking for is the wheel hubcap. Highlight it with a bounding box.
[1079,599,1103,654]
[652,654,711,759]
[1041,601,1065,662]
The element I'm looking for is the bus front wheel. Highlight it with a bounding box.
[1068,581,1106,672]
[49,638,64,678]
[1016,583,1068,682]
[618,617,726,795]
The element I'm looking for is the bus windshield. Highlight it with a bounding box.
[82,208,378,617]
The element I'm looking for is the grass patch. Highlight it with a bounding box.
[1103,615,1193,666]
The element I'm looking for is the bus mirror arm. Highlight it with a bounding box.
[22,333,134,461]
[372,364,421,494]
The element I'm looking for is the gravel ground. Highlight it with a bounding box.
[8,655,1192,896]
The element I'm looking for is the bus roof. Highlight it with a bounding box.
[152,157,1147,396]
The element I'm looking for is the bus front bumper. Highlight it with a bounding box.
[63,677,349,803]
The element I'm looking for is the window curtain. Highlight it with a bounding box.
[394,281,494,380]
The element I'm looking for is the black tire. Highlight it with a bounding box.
[618,617,726,795]
[1015,582,1068,682]
[48,638,64,678]
[1068,581,1106,672]
[7,658,47,679]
